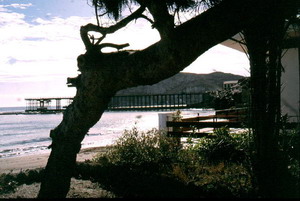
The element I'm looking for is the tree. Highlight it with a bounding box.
[243,3,299,197]
[37,0,300,198]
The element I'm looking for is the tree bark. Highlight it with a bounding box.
[244,1,297,197]
[38,71,115,197]
[38,0,299,198]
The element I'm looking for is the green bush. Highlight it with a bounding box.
[93,127,180,170]
[279,127,300,160]
[193,162,254,197]
[89,127,255,198]
[0,173,18,194]
[0,169,44,195]
[278,127,300,187]
[192,127,253,163]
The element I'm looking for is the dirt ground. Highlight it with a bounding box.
[0,178,117,199]
[0,146,117,198]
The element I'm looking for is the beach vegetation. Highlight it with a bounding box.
[74,127,255,197]
[208,78,250,110]
[0,126,299,198]
[91,127,181,173]
[0,173,18,194]
[191,127,254,163]
[0,169,44,195]
[73,126,299,198]
[278,126,300,187]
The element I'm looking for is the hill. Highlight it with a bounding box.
[116,71,244,95]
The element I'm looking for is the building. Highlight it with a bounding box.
[221,23,300,122]
[223,80,239,90]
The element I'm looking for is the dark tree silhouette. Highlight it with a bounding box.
[38,0,299,198]
[244,4,299,197]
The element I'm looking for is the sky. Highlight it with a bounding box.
[0,0,250,107]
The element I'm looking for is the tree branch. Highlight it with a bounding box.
[139,1,174,39]
[80,6,146,51]
[99,43,130,51]
[94,1,100,27]
[139,14,154,24]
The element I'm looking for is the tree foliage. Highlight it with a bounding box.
[92,0,221,20]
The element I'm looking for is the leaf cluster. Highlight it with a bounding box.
[92,0,136,20]
[91,0,222,20]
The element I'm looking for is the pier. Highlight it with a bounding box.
[25,97,73,113]
[107,93,203,111]
[23,93,205,114]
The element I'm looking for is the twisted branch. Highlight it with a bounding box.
[80,6,147,52]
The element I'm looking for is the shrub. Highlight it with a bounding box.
[90,127,255,198]
[279,127,300,161]
[0,169,44,195]
[0,173,18,194]
[193,127,252,163]
[193,162,254,197]
[93,127,180,170]
[278,126,300,188]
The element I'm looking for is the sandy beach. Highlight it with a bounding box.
[0,146,117,198]
[0,146,109,174]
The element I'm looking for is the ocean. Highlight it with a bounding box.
[0,107,214,159]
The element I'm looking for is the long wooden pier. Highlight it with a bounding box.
[108,93,203,111]
[23,93,204,113]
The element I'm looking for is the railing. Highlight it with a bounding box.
[107,93,203,111]
[166,108,248,138]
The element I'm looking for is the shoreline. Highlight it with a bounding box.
[0,146,109,174]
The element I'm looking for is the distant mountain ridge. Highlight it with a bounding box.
[117,72,244,95]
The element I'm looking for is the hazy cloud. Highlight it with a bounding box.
[0,3,32,12]
[0,10,94,83]
[0,7,161,85]
[8,3,33,9]
[7,57,18,65]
